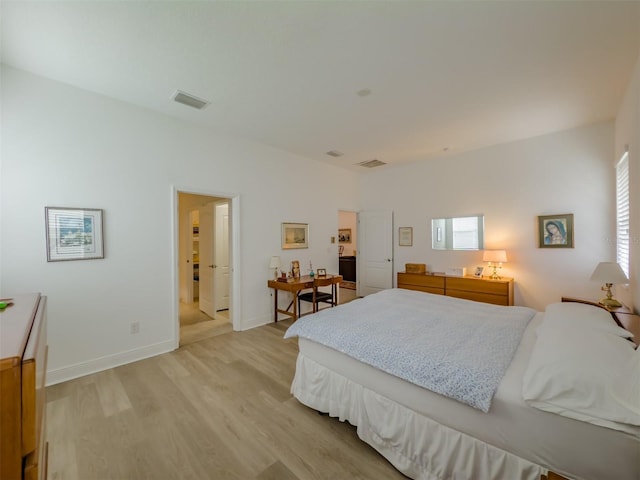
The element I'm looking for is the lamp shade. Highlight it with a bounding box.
[483,250,507,263]
[590,262,628,284]
[269,256,281,269]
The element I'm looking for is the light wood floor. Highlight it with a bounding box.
[46,299,404,479]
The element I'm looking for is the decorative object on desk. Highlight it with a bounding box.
[446,267,467,277]
[309,261,314,277]
[317,268,327,277]
[398,227,413,246]
[291,260,301,278]
[282,222,308,249]
[269,256,281,279]
[45,207,104,262]
[338,228,351,243]
[405,263,426,274]
[473,266,484,278]
[590,262,629,308]
[538,213,574,248]
[483,250,507,279]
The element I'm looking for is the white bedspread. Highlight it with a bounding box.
[284,288,536,412]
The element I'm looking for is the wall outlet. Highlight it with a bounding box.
[130,321,140,334]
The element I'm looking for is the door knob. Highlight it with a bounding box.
[209,264,216,268]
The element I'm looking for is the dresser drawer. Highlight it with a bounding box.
[446,277,513,305]
[397,273,445,295]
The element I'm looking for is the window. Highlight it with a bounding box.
[452,216,482,250]
[616,151,630,278]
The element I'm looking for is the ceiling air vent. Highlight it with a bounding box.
[357,159,386,168]
[326,150,344,157]
[172,90,210,110]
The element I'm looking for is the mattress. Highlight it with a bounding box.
[293,314,639,480]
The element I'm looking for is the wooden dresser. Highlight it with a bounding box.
[0,293,48,480]
[397,272,514,306]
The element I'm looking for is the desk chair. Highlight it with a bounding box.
[298,276,338,314]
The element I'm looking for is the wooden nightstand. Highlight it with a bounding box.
[561,297,639,347]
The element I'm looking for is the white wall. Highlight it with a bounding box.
[360,122,616,312]
[615,55,640,312]
[0,66,358,383]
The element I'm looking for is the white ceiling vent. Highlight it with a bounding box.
[172,90,210,110]
[357,159,386,168]
[326,150,344,157]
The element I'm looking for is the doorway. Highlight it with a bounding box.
[176,191,234,346]
[338,210,358,295]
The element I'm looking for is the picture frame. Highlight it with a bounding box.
[398,227,413,246]
[317,268,327,277]
[338,228,352,243]
[45,207,104,262]
[282,222,308,249]
[538,213,574,248]
[473,266,484,278]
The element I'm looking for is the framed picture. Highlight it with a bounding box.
[317,268,327,277]
[338,228,352,243]
[282,222,308,249]
[398,227,413,246]
[538,214,574,248]
[45,207,104,262]
[473,266,484,278]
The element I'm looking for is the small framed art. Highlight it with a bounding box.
[317,268,327,277]
[282,222,308,249]
[338,228,351,243]
[473,266,484,278]
[45,207,104,262]
[538,214,574,248]
[398,227,413,246]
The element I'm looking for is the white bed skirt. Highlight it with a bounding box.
[291,353,546,480]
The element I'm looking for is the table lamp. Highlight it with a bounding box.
[483,250,507,279]
[590,262,628,308]
[269,256,281,279]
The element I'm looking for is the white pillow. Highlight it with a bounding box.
[523,324,640,435]
[540,302,633,338]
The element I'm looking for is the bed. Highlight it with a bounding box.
[284,288,639,480]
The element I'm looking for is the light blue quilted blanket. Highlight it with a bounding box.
[284,288,536,412]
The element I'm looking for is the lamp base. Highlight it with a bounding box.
[489,264,501,280]
[599,297,623,308]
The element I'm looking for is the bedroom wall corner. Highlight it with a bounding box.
[358,122,616,312]
[0,65,359,382]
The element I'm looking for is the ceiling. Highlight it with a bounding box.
[2,1,639,172]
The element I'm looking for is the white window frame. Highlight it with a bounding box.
[616,151,630,278]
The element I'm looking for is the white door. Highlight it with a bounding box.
[213,201,230,312]
[198,203,216,317]
[358,210,393,296]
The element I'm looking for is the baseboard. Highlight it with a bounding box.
[46,339,175,386]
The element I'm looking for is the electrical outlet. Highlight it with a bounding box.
[130,321,140,334]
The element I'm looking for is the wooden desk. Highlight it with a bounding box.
[268,274,342,322]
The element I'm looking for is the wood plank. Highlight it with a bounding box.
[45,321,408,480]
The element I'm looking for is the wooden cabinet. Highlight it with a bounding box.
[445,276,513,306]
[397,273,514,306]
[396,272,445,295]
[339,256,357,282]
[0,293,48,480]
